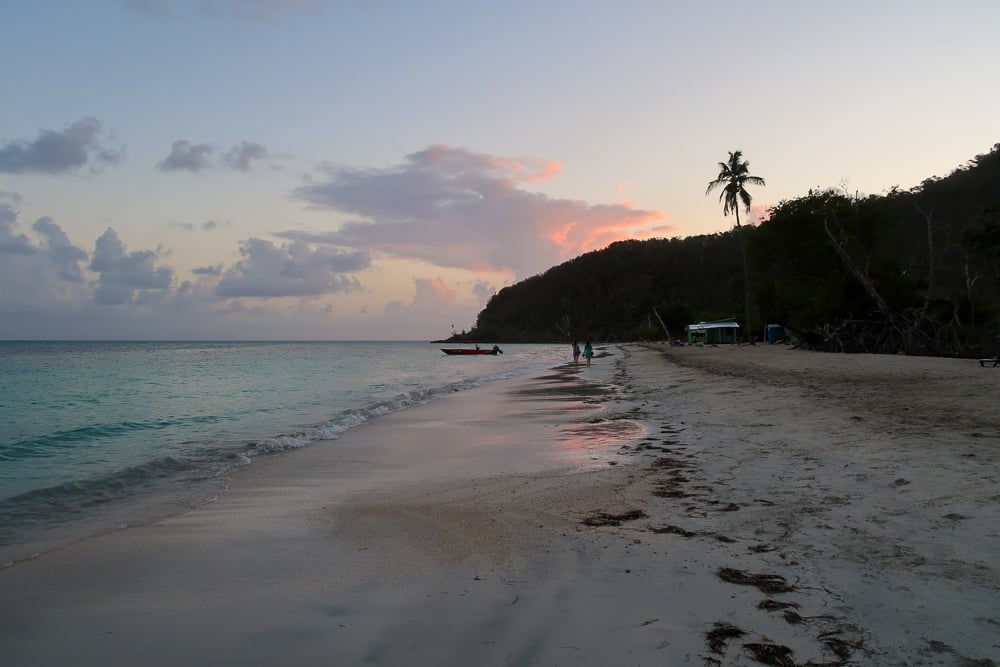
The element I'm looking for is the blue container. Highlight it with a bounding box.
[765,324,784,343]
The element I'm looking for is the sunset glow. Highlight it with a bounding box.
[1,1,997,339]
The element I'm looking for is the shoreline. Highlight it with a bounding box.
[1,345,997,665]
[0,359,648,665]
[0,343,569,568]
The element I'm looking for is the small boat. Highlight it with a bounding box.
[441,343,503,355]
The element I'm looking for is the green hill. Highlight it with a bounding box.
[460,143,1000,357]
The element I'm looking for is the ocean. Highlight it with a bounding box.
[0,340,569,564]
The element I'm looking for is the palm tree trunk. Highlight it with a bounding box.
[735,209,752,343]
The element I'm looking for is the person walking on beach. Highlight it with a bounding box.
[572,341,581,365]
[583,340,593,366]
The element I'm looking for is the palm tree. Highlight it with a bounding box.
[706,150,765,341]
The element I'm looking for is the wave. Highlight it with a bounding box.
[0,450,245,544]
[244,367,526,454]
[0,414,232,462]
[0,364,543,547]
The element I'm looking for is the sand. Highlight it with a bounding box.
[1,344,997,666]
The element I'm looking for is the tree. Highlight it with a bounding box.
[706,150,766,339]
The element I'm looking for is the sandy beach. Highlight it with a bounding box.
[1,344,997,666]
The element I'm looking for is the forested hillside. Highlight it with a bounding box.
[460,144,1000,357]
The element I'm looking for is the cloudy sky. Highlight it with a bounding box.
[2,1,997,340]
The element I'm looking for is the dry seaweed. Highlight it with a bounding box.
[580,509,647,526]
[822,636,863,661]
[743,642,797,666]
[648,457,689,470]
[783,610,806,624]
[704,622,745,654]
[652,485,691,499]
[651,470,693,497]
[648,524,699,537]
[758,599,800,611]
[717,567,796,594]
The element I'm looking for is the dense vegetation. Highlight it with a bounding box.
[459,144,1000,357]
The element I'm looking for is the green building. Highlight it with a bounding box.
[686,319,741,345]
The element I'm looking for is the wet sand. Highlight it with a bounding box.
[1,344,997,666]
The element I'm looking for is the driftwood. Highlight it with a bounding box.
[810,201,994,358]
[795,317,995,358]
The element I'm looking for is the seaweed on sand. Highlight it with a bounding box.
[580,509,647,526]
[717,567,796,594]
[742,642,797,666]
[704,622,745,654]
[757,599,800,611]
[651,484,691,499]
[783,610,806,624]
[647,454,695,499]
[648,524,699,537]
[648,456,689,471]
[819,634,865,662]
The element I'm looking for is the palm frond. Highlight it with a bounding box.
[706,149,764,220]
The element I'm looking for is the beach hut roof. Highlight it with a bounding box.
[687,319,740,331]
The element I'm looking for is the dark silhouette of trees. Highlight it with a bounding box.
[706,150,766,337]
[751,143,1000,355]
[459,144,1000,357]
[466,234,743,343]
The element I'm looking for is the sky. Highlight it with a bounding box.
[1,1,998,340]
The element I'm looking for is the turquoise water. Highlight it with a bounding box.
[0,341,568,562]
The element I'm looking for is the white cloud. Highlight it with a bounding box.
[1,144,666,339]
[290,144,666,279]
[157,140,213,172]
[32,217,89,283]
[214,238,369,298]
[89,228,175,305]
[0,202,36,254]
[156,139,272,172]
[0,206,91,325]
[0,118,124,174]
[471,279,495,302]
[362,276,480,340]
[222,141,269,171]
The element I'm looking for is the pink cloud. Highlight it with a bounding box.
[749,203,771,226]
[492,156,564,183]
[413,276,456,303]
[291,145,668,280]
